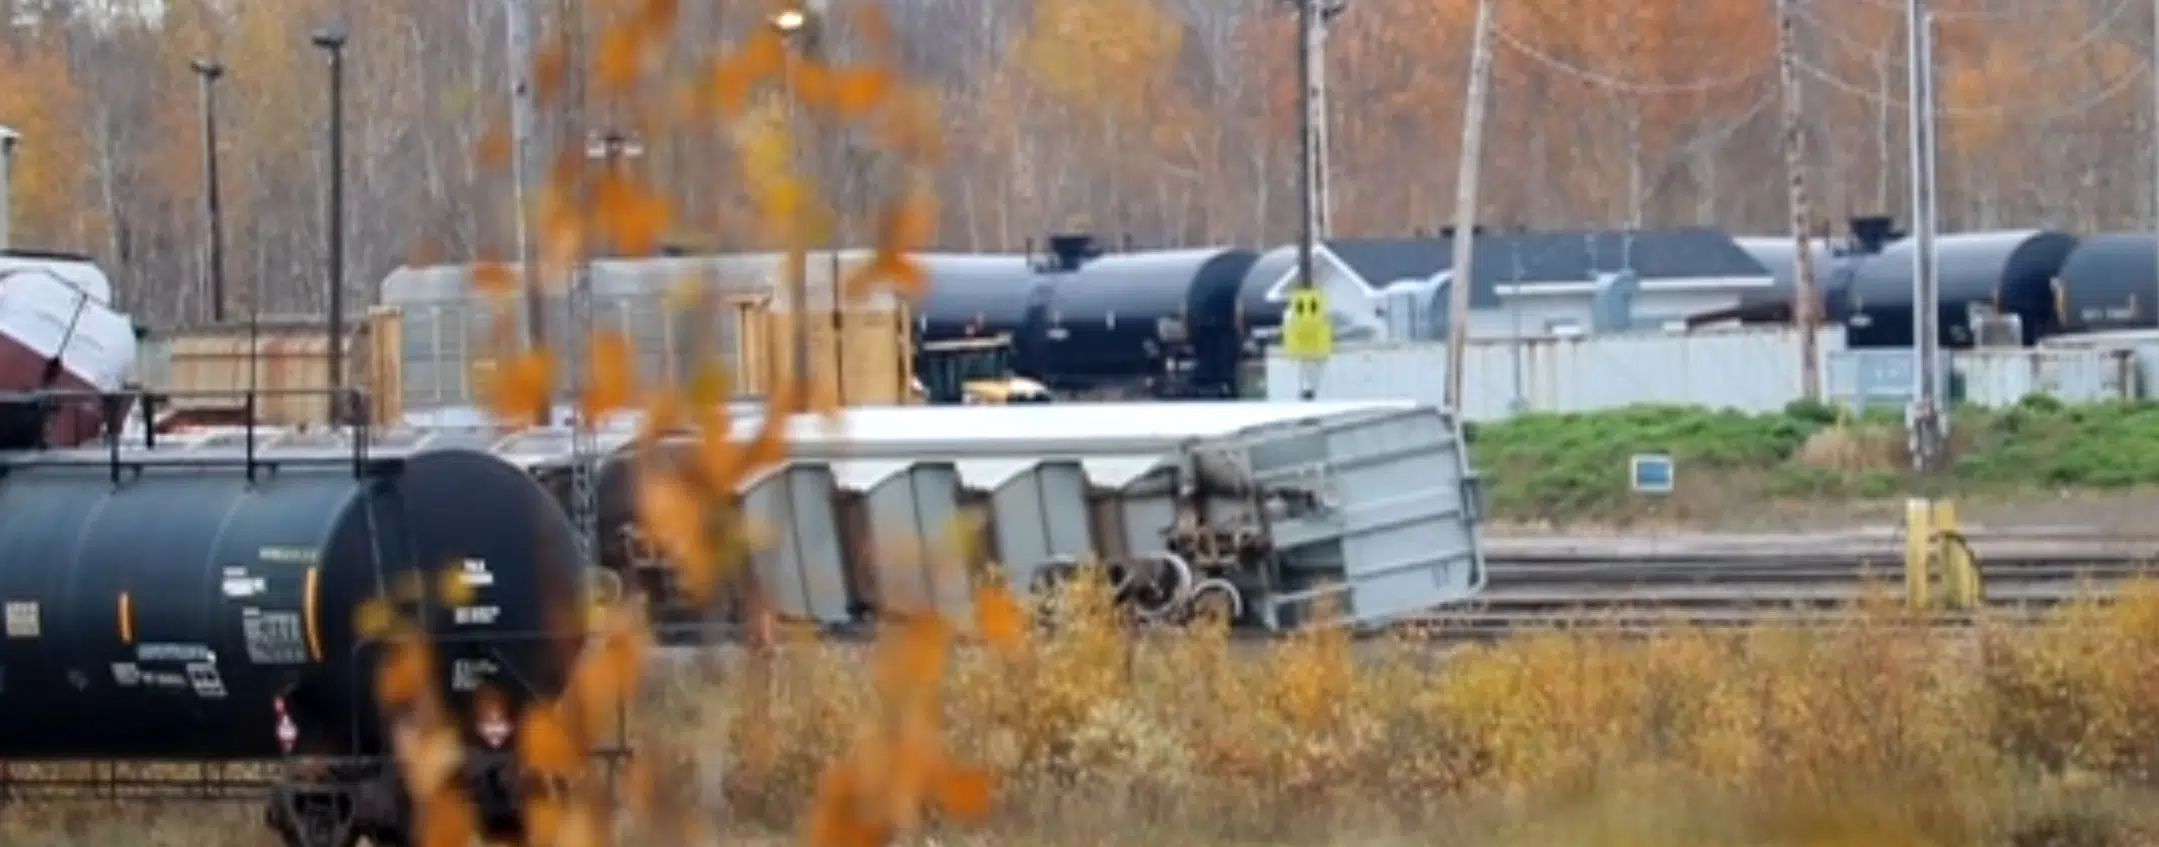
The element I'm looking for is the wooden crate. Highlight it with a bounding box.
[732,296,916,407]
[153,309,401,427]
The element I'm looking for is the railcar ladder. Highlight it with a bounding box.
[567,259,599,564]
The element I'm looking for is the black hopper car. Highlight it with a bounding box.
[0,387,595,847]
[914,234,1265,399]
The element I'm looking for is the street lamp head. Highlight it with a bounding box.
[190,58,224,79]
[0,126,17,151]
[310,28,346,51]
[770,8,808,32]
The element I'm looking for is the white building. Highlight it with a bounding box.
[1253,228,1776,341]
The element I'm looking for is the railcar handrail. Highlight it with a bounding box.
[0,386,377,482]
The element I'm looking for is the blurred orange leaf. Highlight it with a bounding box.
[708,34,785,115]
[931,766,994,822]
[415,786,479,847]
[637,0,680,31]
[582,330,639,420]
[517,701,586,775]
[634,471,715,598]
[533,43,567,105]
[476,128,511,169]
[472,261,516,298]
[596,24,645,91]
[974,585,1025,653]
[487,351,557,425]
[374,636,434,712]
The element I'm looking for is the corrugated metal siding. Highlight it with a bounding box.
[382,250,911,413]
[132,338,172,389]
[1955,348,2135,406]
[1265,327,1846,420]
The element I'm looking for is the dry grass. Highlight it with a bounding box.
[612,578,2159,846]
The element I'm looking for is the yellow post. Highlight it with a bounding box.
[1904,497,1934,610]
[1933,499,1982,611]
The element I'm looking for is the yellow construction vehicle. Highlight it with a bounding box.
[912,335,1054,405]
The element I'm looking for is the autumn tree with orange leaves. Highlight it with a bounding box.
[0,0,2148,325]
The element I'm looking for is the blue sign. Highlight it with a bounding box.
[1630,453,1674,495]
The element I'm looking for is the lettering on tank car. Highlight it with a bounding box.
[222,576,267,599]
[111,662,141,687]
[257,546,319,565]
[137,642,213,663]
[141,671,188,689]
[454,605,501,626]
[4,601,38,638]
[185,663,227,699]
[242,609,310,665]
[459,558,495,587]
[452,658,500,692]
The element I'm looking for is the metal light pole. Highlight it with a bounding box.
[311,28,348,425]
[774,5,818,407]
[562,130,645,563]
[1904,0,1944,473]
[191,58,229,325]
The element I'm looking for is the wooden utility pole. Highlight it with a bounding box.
[1312,1,1344,237]
[505,0,542,348]
[1294,0,1321,400]
[1444,0,1494,412]
[1776,0,1821,400]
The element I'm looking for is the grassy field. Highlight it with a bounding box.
[1472,398,2159,530]
[14,582,2159,845]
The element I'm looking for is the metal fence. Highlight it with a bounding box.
[1263,327,1846,421]
[1267,326,2152,420]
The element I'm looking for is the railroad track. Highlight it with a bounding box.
[631,530,2159,648]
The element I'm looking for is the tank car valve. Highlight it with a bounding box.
[273,697,298,753]
[478,701,513,749]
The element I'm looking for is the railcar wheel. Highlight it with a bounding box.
[1186,578,1244,627]
[267,784,361,847]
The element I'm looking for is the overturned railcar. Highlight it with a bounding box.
[501,401,1488,634]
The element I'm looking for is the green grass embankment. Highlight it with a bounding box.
[1468,396,2159,527]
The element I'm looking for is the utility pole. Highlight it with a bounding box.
[0,126,15,250]
[505,0,543,350]
[191,58,229,325]
[1445,0,1495,413]
[1906,0,1944,473]
[1294,0,1321,400]
[311,28,349,426]
[1311,0,1345,237]
[2150,0,2158,329]
[1775,0,1820,400]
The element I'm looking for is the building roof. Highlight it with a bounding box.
[1290,228,1770,308]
